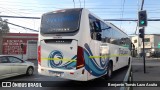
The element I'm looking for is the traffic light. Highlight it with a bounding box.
[139,28,144,38]
[138,10,147,27]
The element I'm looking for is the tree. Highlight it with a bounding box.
[0,19,10,33]
[0,18,10,54]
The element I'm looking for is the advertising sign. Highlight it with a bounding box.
[2,38,27,55]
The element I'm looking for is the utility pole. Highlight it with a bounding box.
[79,0,81,8]
[73,0,75,8]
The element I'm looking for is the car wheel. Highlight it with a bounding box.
[106,62,113,78]
[26,67,34,76]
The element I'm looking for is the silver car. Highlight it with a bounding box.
[0,55,35,79]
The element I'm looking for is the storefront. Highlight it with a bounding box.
[2,33,38,60]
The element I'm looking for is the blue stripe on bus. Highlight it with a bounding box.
[84,43,109,77]
[48,44,109,76]
[84,49,108,76]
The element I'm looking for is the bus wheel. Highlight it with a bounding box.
[106,62,113,78]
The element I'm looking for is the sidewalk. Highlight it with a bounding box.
[132,59,160,90]
[133,57,160,60]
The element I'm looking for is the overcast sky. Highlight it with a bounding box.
[0,0,160,34]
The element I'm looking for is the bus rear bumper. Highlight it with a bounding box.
[38,65,88,81]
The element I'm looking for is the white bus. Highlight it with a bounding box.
[38,8,132,81]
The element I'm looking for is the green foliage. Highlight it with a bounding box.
[0,18,10,54]
[0,18,10,35]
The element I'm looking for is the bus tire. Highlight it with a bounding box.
[106,62,113,78]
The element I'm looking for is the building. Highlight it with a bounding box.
[1,33,38,60]
[131,34,160,57]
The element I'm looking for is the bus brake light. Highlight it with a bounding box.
[76,46,85,69]
[38,46,41,65]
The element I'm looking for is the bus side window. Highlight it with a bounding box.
[93,20,101,32]
[90,19,97,40]
[90,20,94,32]
[110,28,117,45]
[89,15,102,41]
[101,22,112,43]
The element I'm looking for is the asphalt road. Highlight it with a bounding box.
[132,58,160,90]
[2,66,128,81]
[0,60,129,90]
[132,57,160,66]
[1,58,160,90]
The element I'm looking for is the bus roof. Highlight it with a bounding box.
[42,8,83,15]
[42,8,128,37]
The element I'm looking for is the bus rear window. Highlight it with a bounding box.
[40,9,82,34]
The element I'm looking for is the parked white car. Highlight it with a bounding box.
[0,55,35,79]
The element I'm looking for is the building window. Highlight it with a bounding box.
[134,40,137,43]
[144,38,150,42]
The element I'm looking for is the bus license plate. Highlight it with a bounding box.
[49,70,62,76]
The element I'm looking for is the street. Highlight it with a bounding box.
[132,58,160,90]
[132,57,160,66]
[2,59,128,82]
[0,59,129,90]
[1,58,160,90]
[0,0,160,90]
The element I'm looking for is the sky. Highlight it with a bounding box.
[0,0,160,34]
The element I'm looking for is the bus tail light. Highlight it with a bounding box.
[76,46,85,69]
[70,72,74,75]
[38,46,41,65]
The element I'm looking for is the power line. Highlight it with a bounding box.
[0,7,39,27]
[0,7,25,16]
[1,15,160,21]
[148,25,160,30]
[0,15,40,19]
[2,6,160,12]
[1,3,160,9]
[135,0,141,34]
[120,0,126,29]
[135,0,145,34]
[73,0,75,8]
[1,1,160,7]
[84,0,85,8]
[7,22,38,32]
[0,4,61,9]
[0,20,38,32]
[79,0,81,8]
[104,19,160,21]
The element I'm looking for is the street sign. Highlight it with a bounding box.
[158,43,160,48]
